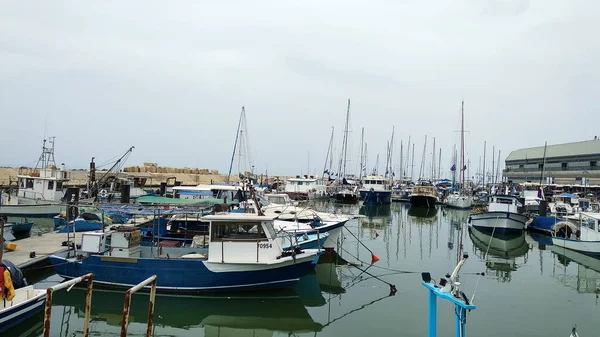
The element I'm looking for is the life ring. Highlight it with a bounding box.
[100,190,108,198]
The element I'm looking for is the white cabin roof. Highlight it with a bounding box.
[203,214,276,221]
[580,212,600,220]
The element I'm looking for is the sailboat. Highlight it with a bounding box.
[446,101,475,210]
[333,99,360,203]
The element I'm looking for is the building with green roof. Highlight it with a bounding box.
[504,138,600,185]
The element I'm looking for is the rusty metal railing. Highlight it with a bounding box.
[120,275,158,337]
[43,273,94,337]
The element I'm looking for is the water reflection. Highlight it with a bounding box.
[359,205,391,228]
[468,226,530,283]
[550,245,600,302]
[49,287,323,336]
[407,205,439,224]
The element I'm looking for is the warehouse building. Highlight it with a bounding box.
[504,138,600,186]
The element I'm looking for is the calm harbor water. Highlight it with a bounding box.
[6,202,600,337]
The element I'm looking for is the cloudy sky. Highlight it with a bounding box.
[1,0,598,180]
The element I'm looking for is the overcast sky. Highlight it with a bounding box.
[1,0,598,180]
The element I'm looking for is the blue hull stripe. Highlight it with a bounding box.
[49,254,317,292]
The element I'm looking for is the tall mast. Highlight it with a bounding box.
[460,101,465,188]
[359,127,365,181]
[483,141,487,188]
[411,143,415,182]
[388,126,395,179]
[226,107,244,183]
[539,141,547,185]
[492,145,495,186]
[405,136,412,179]
[339,99,351,180]
[432,137,436,181]
[438,148,442,181]
[495,150,501,185]
[399,141,404,180]
[419,135,427,181]
[323,127,335,177]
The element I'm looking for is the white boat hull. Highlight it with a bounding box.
[0,203,65,218]
[445,196,474,209]
[469,211,528,234]
[0,286,46,333]
[551,237,600,255]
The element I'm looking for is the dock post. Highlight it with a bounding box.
[423,281,475,337]
[120,275,158,337]
[428,287,437,337]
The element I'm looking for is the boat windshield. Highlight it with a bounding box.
[211,221,267,241]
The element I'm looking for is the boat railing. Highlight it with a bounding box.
[43,273,95,337]
[121,275,157,337]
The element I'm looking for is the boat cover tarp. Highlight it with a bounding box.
[528,216,565,232]
[136,196,239,206]
[558,193,578,199]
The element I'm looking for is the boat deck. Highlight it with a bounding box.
[2,232,83,268]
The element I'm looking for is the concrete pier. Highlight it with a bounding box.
[3,232,83,268]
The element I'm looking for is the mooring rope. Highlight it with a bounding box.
[470,221,497,304]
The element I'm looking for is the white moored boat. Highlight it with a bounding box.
[469,195,528,235]
[552,212,600,255]
[0,137,69,218]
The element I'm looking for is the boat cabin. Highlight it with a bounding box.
[264,193,295,206]
[17,166,69,202]
[361,175,390,191]
[488,195,523,213]
[204,214,284,263]
[284,176,327,194]
[77,214,287,263]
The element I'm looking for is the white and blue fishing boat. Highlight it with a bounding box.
[0,261,46,333]
[0,137,69,218]
[48,213,322,292]
[359,175,392,206]
[469,195,528,235]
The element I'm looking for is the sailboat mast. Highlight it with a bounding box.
[492,145,495,186]
[411,143,415,182]
[389,126,395,179]
[539,141,547,185]
[438,148,441,181]
[359,127,365,181]
[432,137,436,181]
[341,99,351,179]
[460,101,465,188]
[323,127,334,177]
[483,141,487,188]
[226,106,244,183]
[419,135,427,181]
[495,150,501,185]
[406,136,411,179]
[399,141,404,180]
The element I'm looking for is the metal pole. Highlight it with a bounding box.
[83,276,94,337]
[43,273,94,337]
[120,275,158,337]
[428,288,437,337]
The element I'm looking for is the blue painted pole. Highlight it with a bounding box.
[455,305,460,337]
[461,308,466,337]
[428,289,437,337]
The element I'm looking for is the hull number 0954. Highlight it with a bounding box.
[259,243,273,249]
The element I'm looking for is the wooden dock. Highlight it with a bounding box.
[3,232,83,268]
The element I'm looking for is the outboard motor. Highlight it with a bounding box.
[1,260,28,289]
